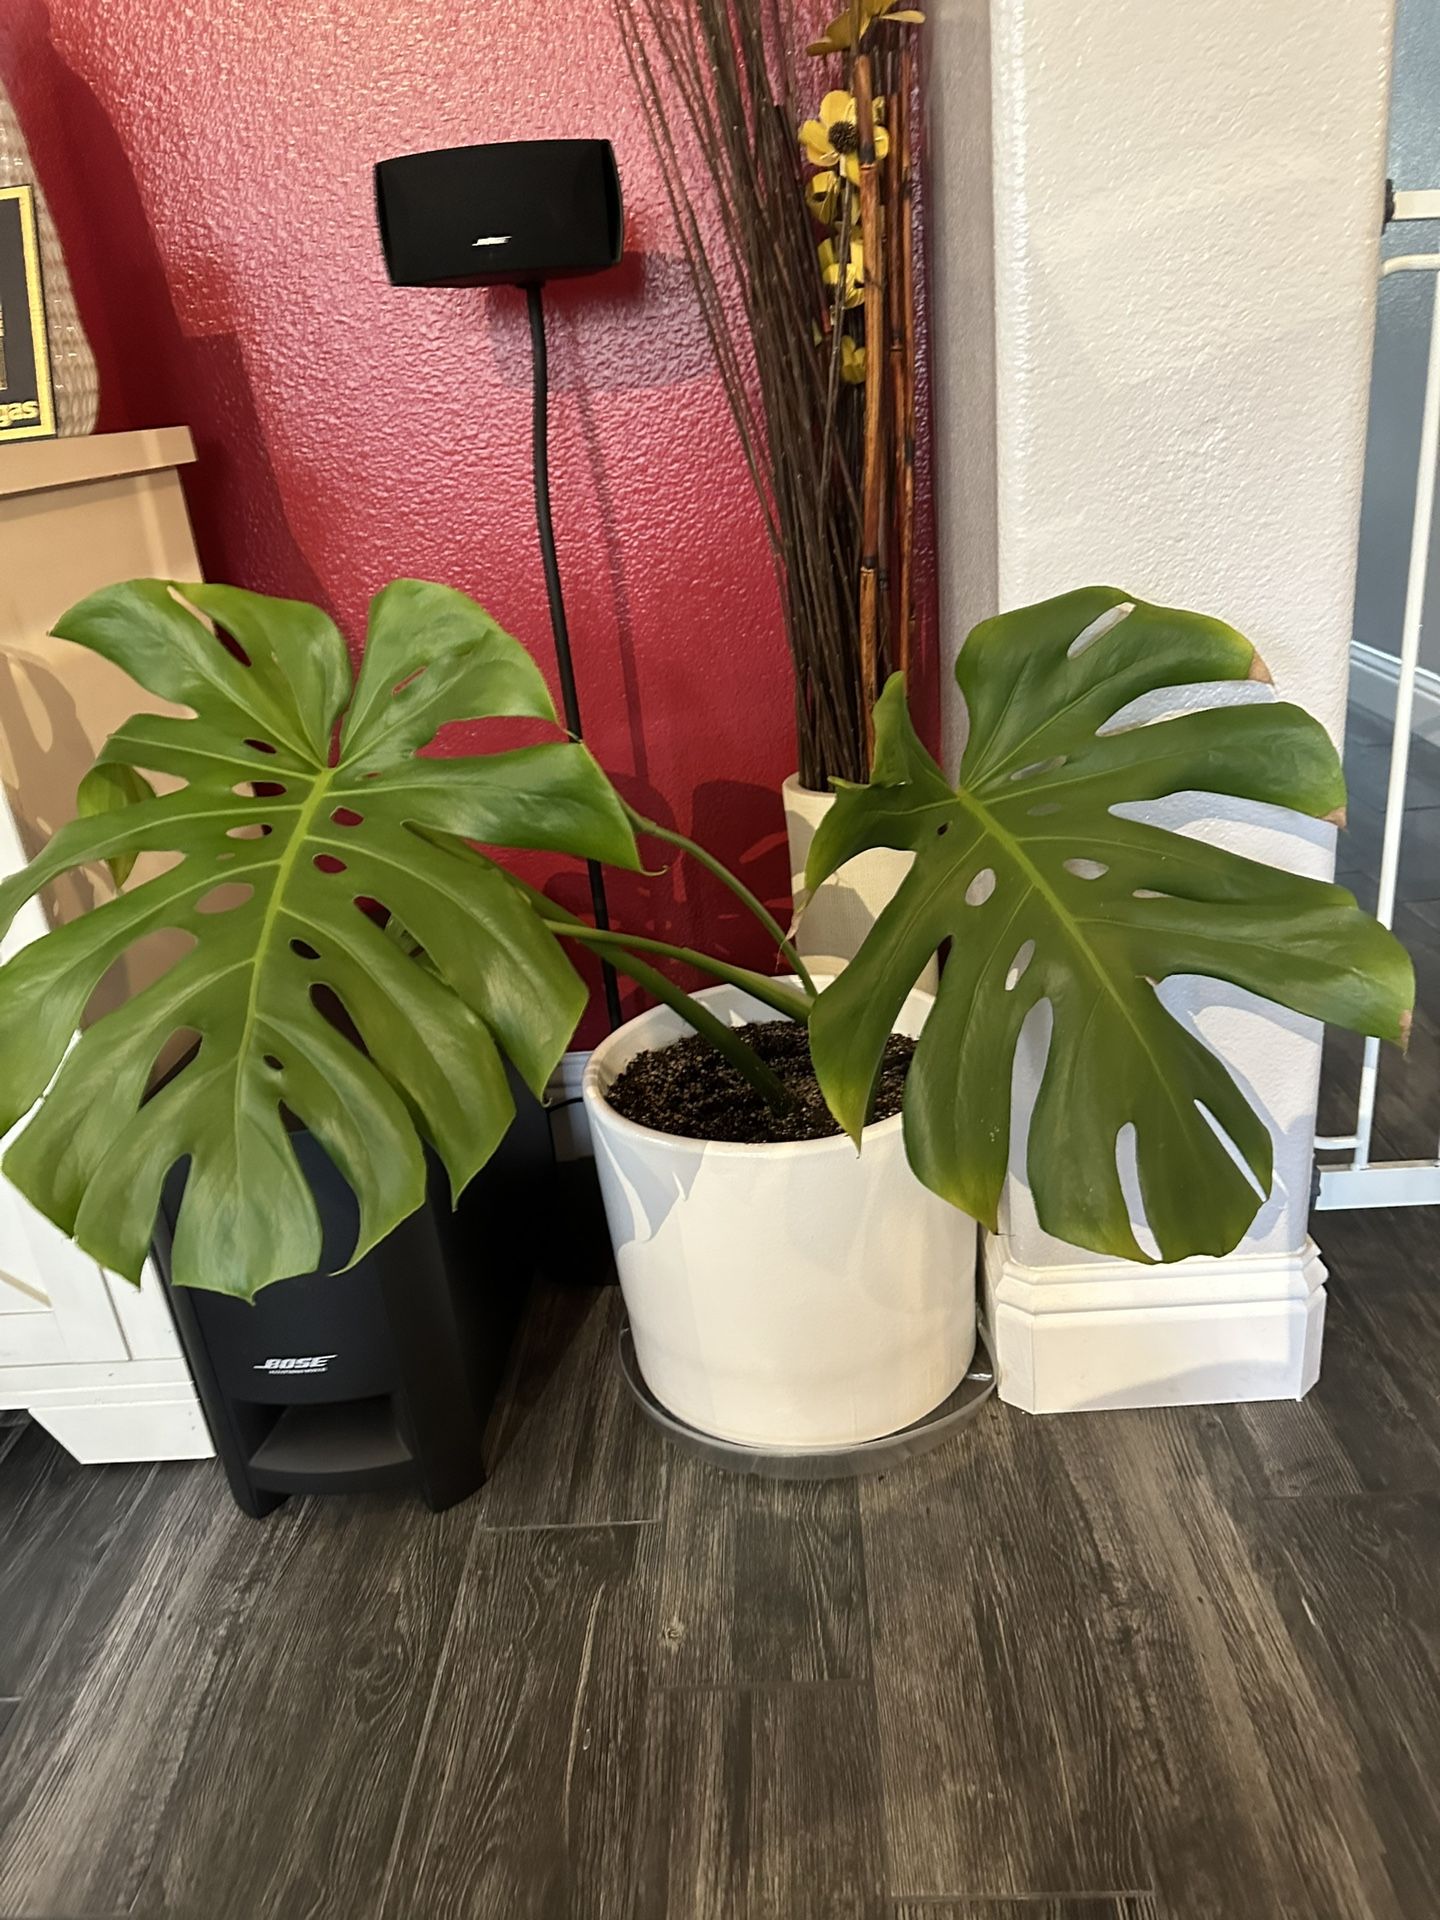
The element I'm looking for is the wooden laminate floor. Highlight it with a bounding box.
[0,705,1437,1920]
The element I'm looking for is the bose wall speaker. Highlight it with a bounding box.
[374,138,623,288]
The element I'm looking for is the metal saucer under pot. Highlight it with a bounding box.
[617,1321,996,1480]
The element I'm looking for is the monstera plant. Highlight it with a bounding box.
[0,579,640,1296]
[0,577,1414,1307]
[805,587,1414,1262]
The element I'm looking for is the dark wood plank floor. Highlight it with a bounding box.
[1,705,1436,1920]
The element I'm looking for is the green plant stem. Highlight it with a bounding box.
[580,944,794,1111]
[542,921,812,1024]
[626,807,817,996]
[520,873,807,1115]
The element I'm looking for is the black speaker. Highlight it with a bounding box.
[374,139,623,288]
[157,1074,554,1518]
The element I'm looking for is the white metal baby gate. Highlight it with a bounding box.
[1316,188,1440,1211]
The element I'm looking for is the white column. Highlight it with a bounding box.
[929,0,1396,1409]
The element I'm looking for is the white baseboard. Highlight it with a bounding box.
[1,1357,213,1462]
[981,1233,1327,1412]
[1348,638,1440,745]
[30,1397,212,1463]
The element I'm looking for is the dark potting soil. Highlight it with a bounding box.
[603,1020,915,1145]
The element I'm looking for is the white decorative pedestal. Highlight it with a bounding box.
[984,1239,1327,1415]
[928,0,1394,1408]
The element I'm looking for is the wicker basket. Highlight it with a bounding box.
[0,79,99,435]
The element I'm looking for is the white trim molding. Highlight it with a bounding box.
[1392,188,1440,223]
[982,1233,1327,1413]
[1348,638,1440,745]
[1318,1159,1440,1210]
[3,1356,213,1462]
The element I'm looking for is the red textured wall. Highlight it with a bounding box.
[0,0,933,1038]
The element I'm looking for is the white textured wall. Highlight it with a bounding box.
[931,0,1395,1268]
[927,0,998,776]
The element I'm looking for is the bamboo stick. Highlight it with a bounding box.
[882,57,905,678]
[896,35,918,679]
[816,181,854,545]
[879,45,902,680]
[852,51,885,761]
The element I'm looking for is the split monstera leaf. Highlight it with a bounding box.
[806,588,1414,1263]
[0,577,1413,1300]
[0,579,639,1297]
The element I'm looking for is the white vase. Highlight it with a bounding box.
[783,774,938,989]
[582,978,977,1449]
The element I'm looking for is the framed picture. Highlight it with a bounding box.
[0,184,56,443]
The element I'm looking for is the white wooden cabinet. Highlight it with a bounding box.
[0,429,211,1462]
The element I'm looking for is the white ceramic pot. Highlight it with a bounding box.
[582,979,977,1449]
[783,774,938,990]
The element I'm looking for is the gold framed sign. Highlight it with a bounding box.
[0,184,56,443]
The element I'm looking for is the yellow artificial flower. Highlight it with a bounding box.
[807,168,842,224]
[800,89,890,187]
[819,234,865,310]
[808,0,925,58]
[809,323,866,383]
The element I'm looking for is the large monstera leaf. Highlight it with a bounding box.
[0,579,639,1298]
[807,588,1414,1263]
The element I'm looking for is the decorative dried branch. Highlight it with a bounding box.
[852,51,884,757]
[883,77,904,525]
[895,33,918,676]
[616,0,869,788]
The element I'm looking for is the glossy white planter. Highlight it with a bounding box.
[582,980,977,1449]
[783,775,938,990]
